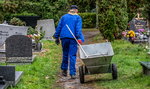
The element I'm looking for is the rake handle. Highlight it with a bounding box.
[66,24,88,58]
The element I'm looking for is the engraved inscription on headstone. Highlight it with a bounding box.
[129,18,147,31]
[5,35,34,63]
[0,24,28,45]
[37,19,55,40]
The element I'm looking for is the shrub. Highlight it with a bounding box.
[0,2,4,23]
[27,26,37,35]
[9,17,26,26]
[2,2,19,13]
[98,0,128,41]
[78,13,96,28]
[12,11,38,17]
[98,10,116,41]
[0,12,4,23]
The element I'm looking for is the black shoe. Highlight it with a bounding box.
[62,70,67,77]
[70,75,76,79]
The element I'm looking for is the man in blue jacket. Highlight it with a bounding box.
[53,5,84,79]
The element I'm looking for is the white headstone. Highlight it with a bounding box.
[37,19,55,40]
[0,24,28,46]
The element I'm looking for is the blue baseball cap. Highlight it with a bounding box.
[70,5,78,9]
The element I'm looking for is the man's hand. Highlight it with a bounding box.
[55,39,60,45]
[77,39,82,44]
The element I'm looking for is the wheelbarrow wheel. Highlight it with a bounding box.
[79,66,84,83]
[112,64,118,80]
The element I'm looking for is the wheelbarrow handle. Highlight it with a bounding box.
[66,24,88,58]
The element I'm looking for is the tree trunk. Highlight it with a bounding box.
[149,19,150,28]
[96,0,99,29]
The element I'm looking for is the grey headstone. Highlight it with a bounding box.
[6,35,34,63]
[0,24,28,46]
[37,19,55,40]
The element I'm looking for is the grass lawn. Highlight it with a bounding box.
[95,40,150,89]
[3,30,150,89]
[9,40,62,89]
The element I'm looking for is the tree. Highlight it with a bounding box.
[97,0,128,41]
[127,0,146,21]
[144,0,150,28]
[68,0,96,12]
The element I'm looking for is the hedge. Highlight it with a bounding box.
[78,13,96,28]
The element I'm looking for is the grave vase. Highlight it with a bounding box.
[35,42,42,51]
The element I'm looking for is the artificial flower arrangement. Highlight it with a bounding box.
[122,30,135,38]
[126,30,135,38]
[26,26,45,43]
[122,29,148,42]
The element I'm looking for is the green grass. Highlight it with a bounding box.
[0,0,4,3]
[8,40,62,89]
[3,31,150,89]
[95,40,150,89]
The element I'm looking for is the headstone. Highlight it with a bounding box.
[0,24,28,61]
[37,19,55,40]
[129,18,147,31]
[0,66,15,81]
[17,16,41,28]
[0,65,23,89]
[5,35,35,63]
[0,24,28,46]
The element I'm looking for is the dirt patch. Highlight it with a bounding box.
[56,58,97,89]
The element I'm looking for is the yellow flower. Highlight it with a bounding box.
[126,35,129,37]
[127,30,135,37]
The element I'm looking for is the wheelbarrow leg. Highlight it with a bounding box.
[79,66,85,83]
[112,64,118,80]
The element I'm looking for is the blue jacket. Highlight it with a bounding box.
[54,13,84,42]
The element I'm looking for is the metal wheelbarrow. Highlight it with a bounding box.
[78,42,118,83]
[65,24,117,83]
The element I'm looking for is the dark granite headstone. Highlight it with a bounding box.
[17,16,41,28]
[0,76,6,85]
[0,66,15,81]
[6,35,35,63]
[129,18,147,31]
[0,66,23,89]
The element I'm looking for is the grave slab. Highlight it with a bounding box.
[139,61,150,75]
[13,71,23,86]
